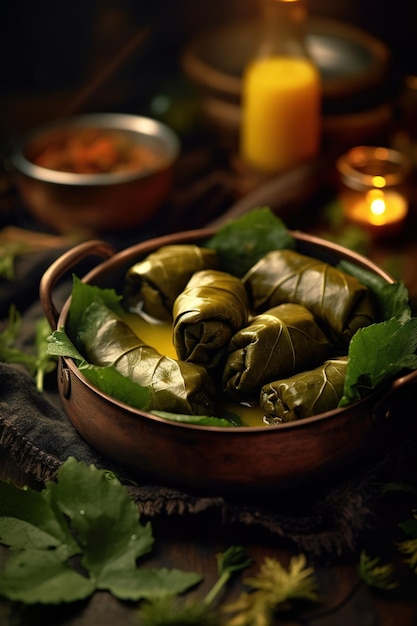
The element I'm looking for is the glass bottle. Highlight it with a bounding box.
[240,0,322,174]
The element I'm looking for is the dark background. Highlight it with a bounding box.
[1,0,416,143]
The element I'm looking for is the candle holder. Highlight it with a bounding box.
[336,146,411,237]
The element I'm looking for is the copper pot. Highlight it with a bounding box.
[40,229,417,493]
[10,113,180,234]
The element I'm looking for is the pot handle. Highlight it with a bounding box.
[39,240,116,329]
[372,368,417,424]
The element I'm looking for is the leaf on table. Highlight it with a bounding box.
[0,479,78,556]
[358,552,398,590]
[223,554,319,625]
[0,549,96,604]
[0,457,202,605]
[104,567,202,602]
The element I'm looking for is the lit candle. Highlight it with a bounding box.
[345,188,408,233]
[336,146,411,237]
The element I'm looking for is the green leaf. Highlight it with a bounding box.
[67,275,124,346]
[398,537,417,573]
[138,595,220,626]
[243,554,319,603]
[47,328,85,360]
[0,305,37,374]
[217,546,253,577]
[205,207,295,277]
[223,554,319,625]
[151,411,241,427]
[0,307,57,391]
[338,260,412,323]
[47,328,154,411]
[44,458,155,579]
[79,363,153,410]
[203,546,253,608]
[103,568,202,602]
[0,549,96,604]
[0,480,79,557]
[339,318,417,406]
[0,458,202,605]
[358,552,398,590]
[34,316,57,391]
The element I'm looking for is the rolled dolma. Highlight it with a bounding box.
[260,356,349,423]
[172,269,249,368]
[243,249,375,346]
[78,299,216,415]
[223,303,332,402]
[123,244,219,321]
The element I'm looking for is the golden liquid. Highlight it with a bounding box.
[241,56,321,173]
[123,312,266,427]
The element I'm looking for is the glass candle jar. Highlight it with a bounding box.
[336,146,411,236]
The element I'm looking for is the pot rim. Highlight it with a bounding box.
[10,112,180,187]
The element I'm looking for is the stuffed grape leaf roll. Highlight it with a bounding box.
[78,298,216,415]
[260,356,349,423]
[172,269,249,368]
[223,303,332,402]
[243,249,376,346]
[123,244,219,321]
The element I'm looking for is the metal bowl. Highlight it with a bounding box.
[40,228,417,493]
[10,113,180,234]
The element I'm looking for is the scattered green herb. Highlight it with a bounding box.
[222,553,319,625]
[138,546,253,626]
[358,552,399,590]
[0,306,56,392]
[0,245,18,280]
[0,457,202,605]
[34,314,58,391]
[205,547,254,608]
[398,510,417,574]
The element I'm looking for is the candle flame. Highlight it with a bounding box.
[366,188,386,217]
[370,197,386,216]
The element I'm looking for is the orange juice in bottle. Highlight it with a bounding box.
[240,0,322,174]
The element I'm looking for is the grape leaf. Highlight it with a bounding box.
[0,549,96,604]
[337,259,412,323]
[0,457,202,604]
[339,317,417,406]
[205,206,296,277]
[47,329,153,410]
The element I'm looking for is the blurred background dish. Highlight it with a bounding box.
[9,113,180,235]
[181,17,392,150]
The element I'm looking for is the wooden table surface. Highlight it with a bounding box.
[1,434,417,626]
